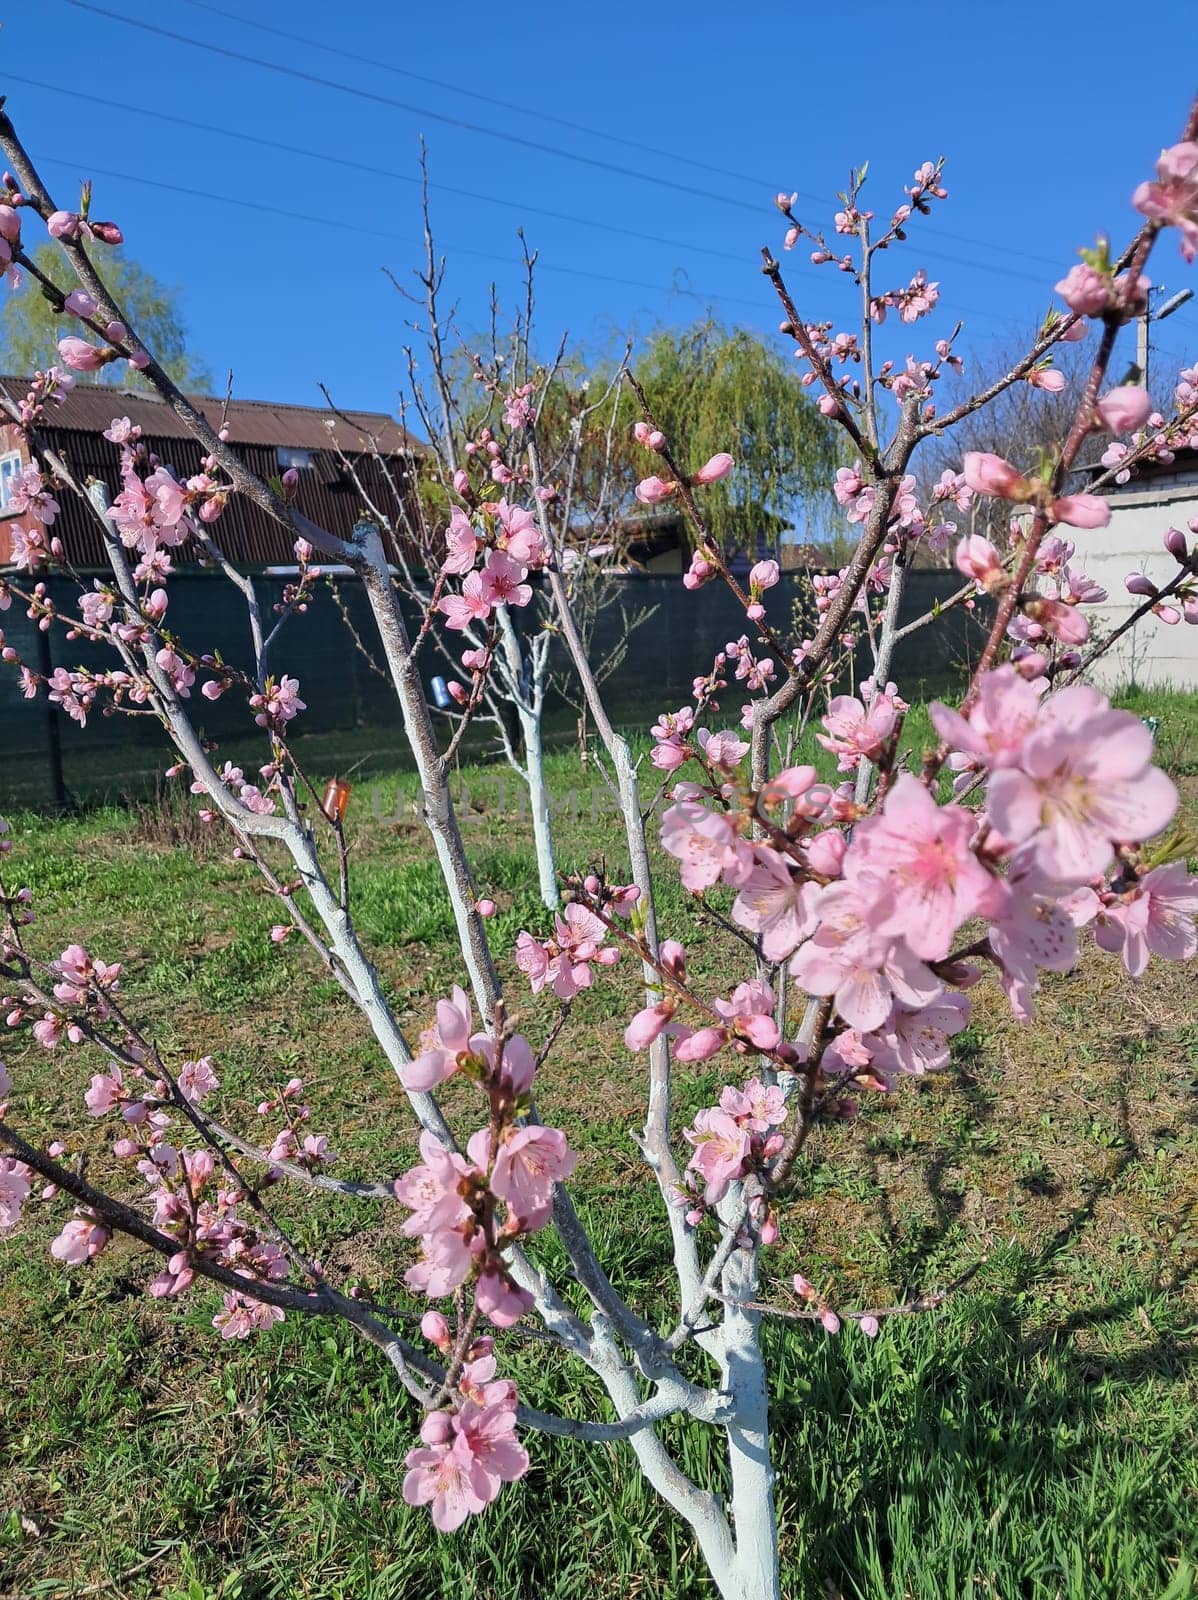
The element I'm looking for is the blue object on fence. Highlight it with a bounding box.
[430,675,452,709]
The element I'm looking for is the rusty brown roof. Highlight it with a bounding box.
[0,376,421,455]
[0,378,423,571]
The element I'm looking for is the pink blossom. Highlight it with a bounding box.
[731,848,820,961]
[789,880,942,1032]
[438,572,492,629]
[490,1125,577,1230]
[394,1130,475,1236]
[84,1067,124,1116]
[713,981,781,1052]
[403,985,474,1090]
[696,727,748,771]
[986,685,1178,881]
[955,535,1004,589]
[625,1000,677,1052]
[1094,861,1198,975]
[1025,597,1090,646]
[476,1264,534,1327]
[989,876,1083,1019]
[213,1292,285,1340]
[871,992,972,1077]
[454,1392,529,1498]
[479,551,532,610]
[930,667,1044,772]
[0,1158,31,1230]
[495,501,542,566]
[50,1214,111,1266]
[443,507,479,575]
[178,1055,220,1104]
[683,1107,751,1205]
[718,1076,786,1131]
[1028,364,1066,393]
[403,1434,491,1531]
[749,559,780,593]
[252,675,305,727]
[847,775,1004,961]
[661,797,753,892]
[57,336,108,372]
[673,1027,728,1063]
[817,693,898,772]
[1133,141,1198,260]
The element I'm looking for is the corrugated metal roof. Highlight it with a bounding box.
[0,384,422,571]
[0,376,421,455]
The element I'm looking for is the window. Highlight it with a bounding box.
[277,446,315,472]
[0,450,23,512]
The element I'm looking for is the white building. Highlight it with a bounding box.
[1085,454,1198,690]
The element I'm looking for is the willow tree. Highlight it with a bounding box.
[616,319,838,559]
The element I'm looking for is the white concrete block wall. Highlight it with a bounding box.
[1080,470,1198,691]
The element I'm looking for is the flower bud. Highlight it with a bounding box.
[64,289,97,318]
[0,205,19,242]
[961,452,1031,501]
[1164,526,1189,561]
[1095,385,1151,435]
[47,210,80,239]
[420,1310,452,1350]
[635,475,676,505]
[57,336,111,372]
[692,452,734,485]
[1051,493,1110,530]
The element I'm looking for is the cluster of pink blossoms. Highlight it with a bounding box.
[104,419,228,573]
[515,891,631,1001]
[394,984,577,1325]
[5,946,308,1314]
[403,1333,528,1531]
[680,1077,787,1220]
[648,668,1193,1095]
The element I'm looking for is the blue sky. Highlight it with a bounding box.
[5,0,1198,421]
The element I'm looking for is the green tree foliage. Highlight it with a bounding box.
[618,319,837,557]
[0,244,211,391]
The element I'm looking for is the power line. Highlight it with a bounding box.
[60,0,1066,280]
[62,0,764,217]
[6,71,1055,296]
[171,0,1065,274]
[33,151,1017,332]
[6,73,755,273]
[35,154,772,312]
[173,0,780,198]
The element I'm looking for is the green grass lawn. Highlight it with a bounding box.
[1,687,1196,1600]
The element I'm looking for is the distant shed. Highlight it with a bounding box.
[0,379,422,571]
[1085,450,1198,690]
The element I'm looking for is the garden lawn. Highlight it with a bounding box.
[1,686,1196,1600]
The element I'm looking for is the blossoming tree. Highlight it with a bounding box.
[2,102,1198,1600]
